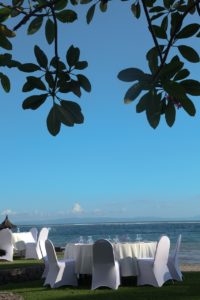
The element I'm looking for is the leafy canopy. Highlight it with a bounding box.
[0,0,199,135]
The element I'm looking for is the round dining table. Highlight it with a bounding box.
[64,241,157,276]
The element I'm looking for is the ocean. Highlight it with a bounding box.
[15,221,200,264]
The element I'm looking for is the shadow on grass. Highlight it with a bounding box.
[0,272,200,300]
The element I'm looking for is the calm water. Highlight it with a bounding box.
[16,221,200,264]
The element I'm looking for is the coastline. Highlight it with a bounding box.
[181,264,200,272]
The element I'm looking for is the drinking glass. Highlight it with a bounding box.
[87,236,93,244]
[136,234,142,241]
[113,235,119,243]
[79,236,84,243]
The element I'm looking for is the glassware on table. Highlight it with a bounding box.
[136,233,142,242]
[87,235,93,244]
[78,236,84,243]
[113,235,119,243]
[126,234,130,242]
[17,227,20,233]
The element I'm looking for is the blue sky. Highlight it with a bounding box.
[0,1,200,223]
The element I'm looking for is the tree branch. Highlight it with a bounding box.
[153,0,200,81]
[50,5,59,100]
[141,0,163,64]
[12,0,59,31]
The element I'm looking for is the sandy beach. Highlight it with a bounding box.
[181,264,200,272]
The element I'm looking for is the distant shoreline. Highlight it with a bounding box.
[16,220,200,226]
[181,264,200,272]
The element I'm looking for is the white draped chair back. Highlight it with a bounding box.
[29,227,38,242]
[0,228,13,261]
[91,239,120,290]
[39,239,48,279]
[168,234,183,281]
[25,227,49,259]
[44,240,77,288]
[137,235,172,287]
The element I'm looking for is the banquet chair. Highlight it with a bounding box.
[168,234,183,281]
[29,227,38,242]
[39,240,49,279]
[0,228,13,261]
[44,239,78,288]
[91,239,120,290]
[25,227,49,259]
[137,235,172,287]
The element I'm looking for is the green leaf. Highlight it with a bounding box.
[25,76,46,91]
[146,47,160,74]
[45,19,55,44]
[75,61,88,70]
[176,23,200,39]
[118,68,145,82]
[0,35,12,50]
[173,69,190,81]
[56,104,74,126]
[50,57,66,70]
[124,82,142,104]
[81,0,93,4]
[45,72,54,89]
[61,100,84,124]
[77,74,91,92]
[0,24,16,38]
[86,4,96,24]
[0,73,10,92]
[179,95,196,116]
[170,12,182,36]
[19,63,40,72]
[161,15,168,32]
[149,6,166,12]
[163,0,171,9]
[22,80,35,92]
[22,94,48,110]
[47,105,61,136]
[152,25,167,39]
[151,12,165,21]
[178,45,199,63]
[159,55,183,79]
[66,45,80,67]
[70,0,78,5]
[163,80,186,98]
[99,1,108,12]
[56,9,77,23]
[131,3,141,18]
[54,0,68,10]
[136,92,149,113]
[165,100,176,127]
[180,79,200,96]
[34,45,48,69]
[27,17,43,35]
[146,92,161,129]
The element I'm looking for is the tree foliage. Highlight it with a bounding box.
[0,0,199,135]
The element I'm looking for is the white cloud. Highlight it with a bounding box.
[72,203,83,214]
[1,209,16,216]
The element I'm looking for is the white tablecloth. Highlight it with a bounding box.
[64,241,157,276]
[12,232,35,251]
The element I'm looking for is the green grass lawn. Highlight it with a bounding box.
[0,272,200,300]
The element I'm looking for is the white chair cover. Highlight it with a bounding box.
[91,239,120,290]
[168,234,183,281]
[0,228,13,261]
[25,227,49,259]
[44,240,77,288]
[39,240,49,279]
[137,235,172,287]
[29,227,38,242]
